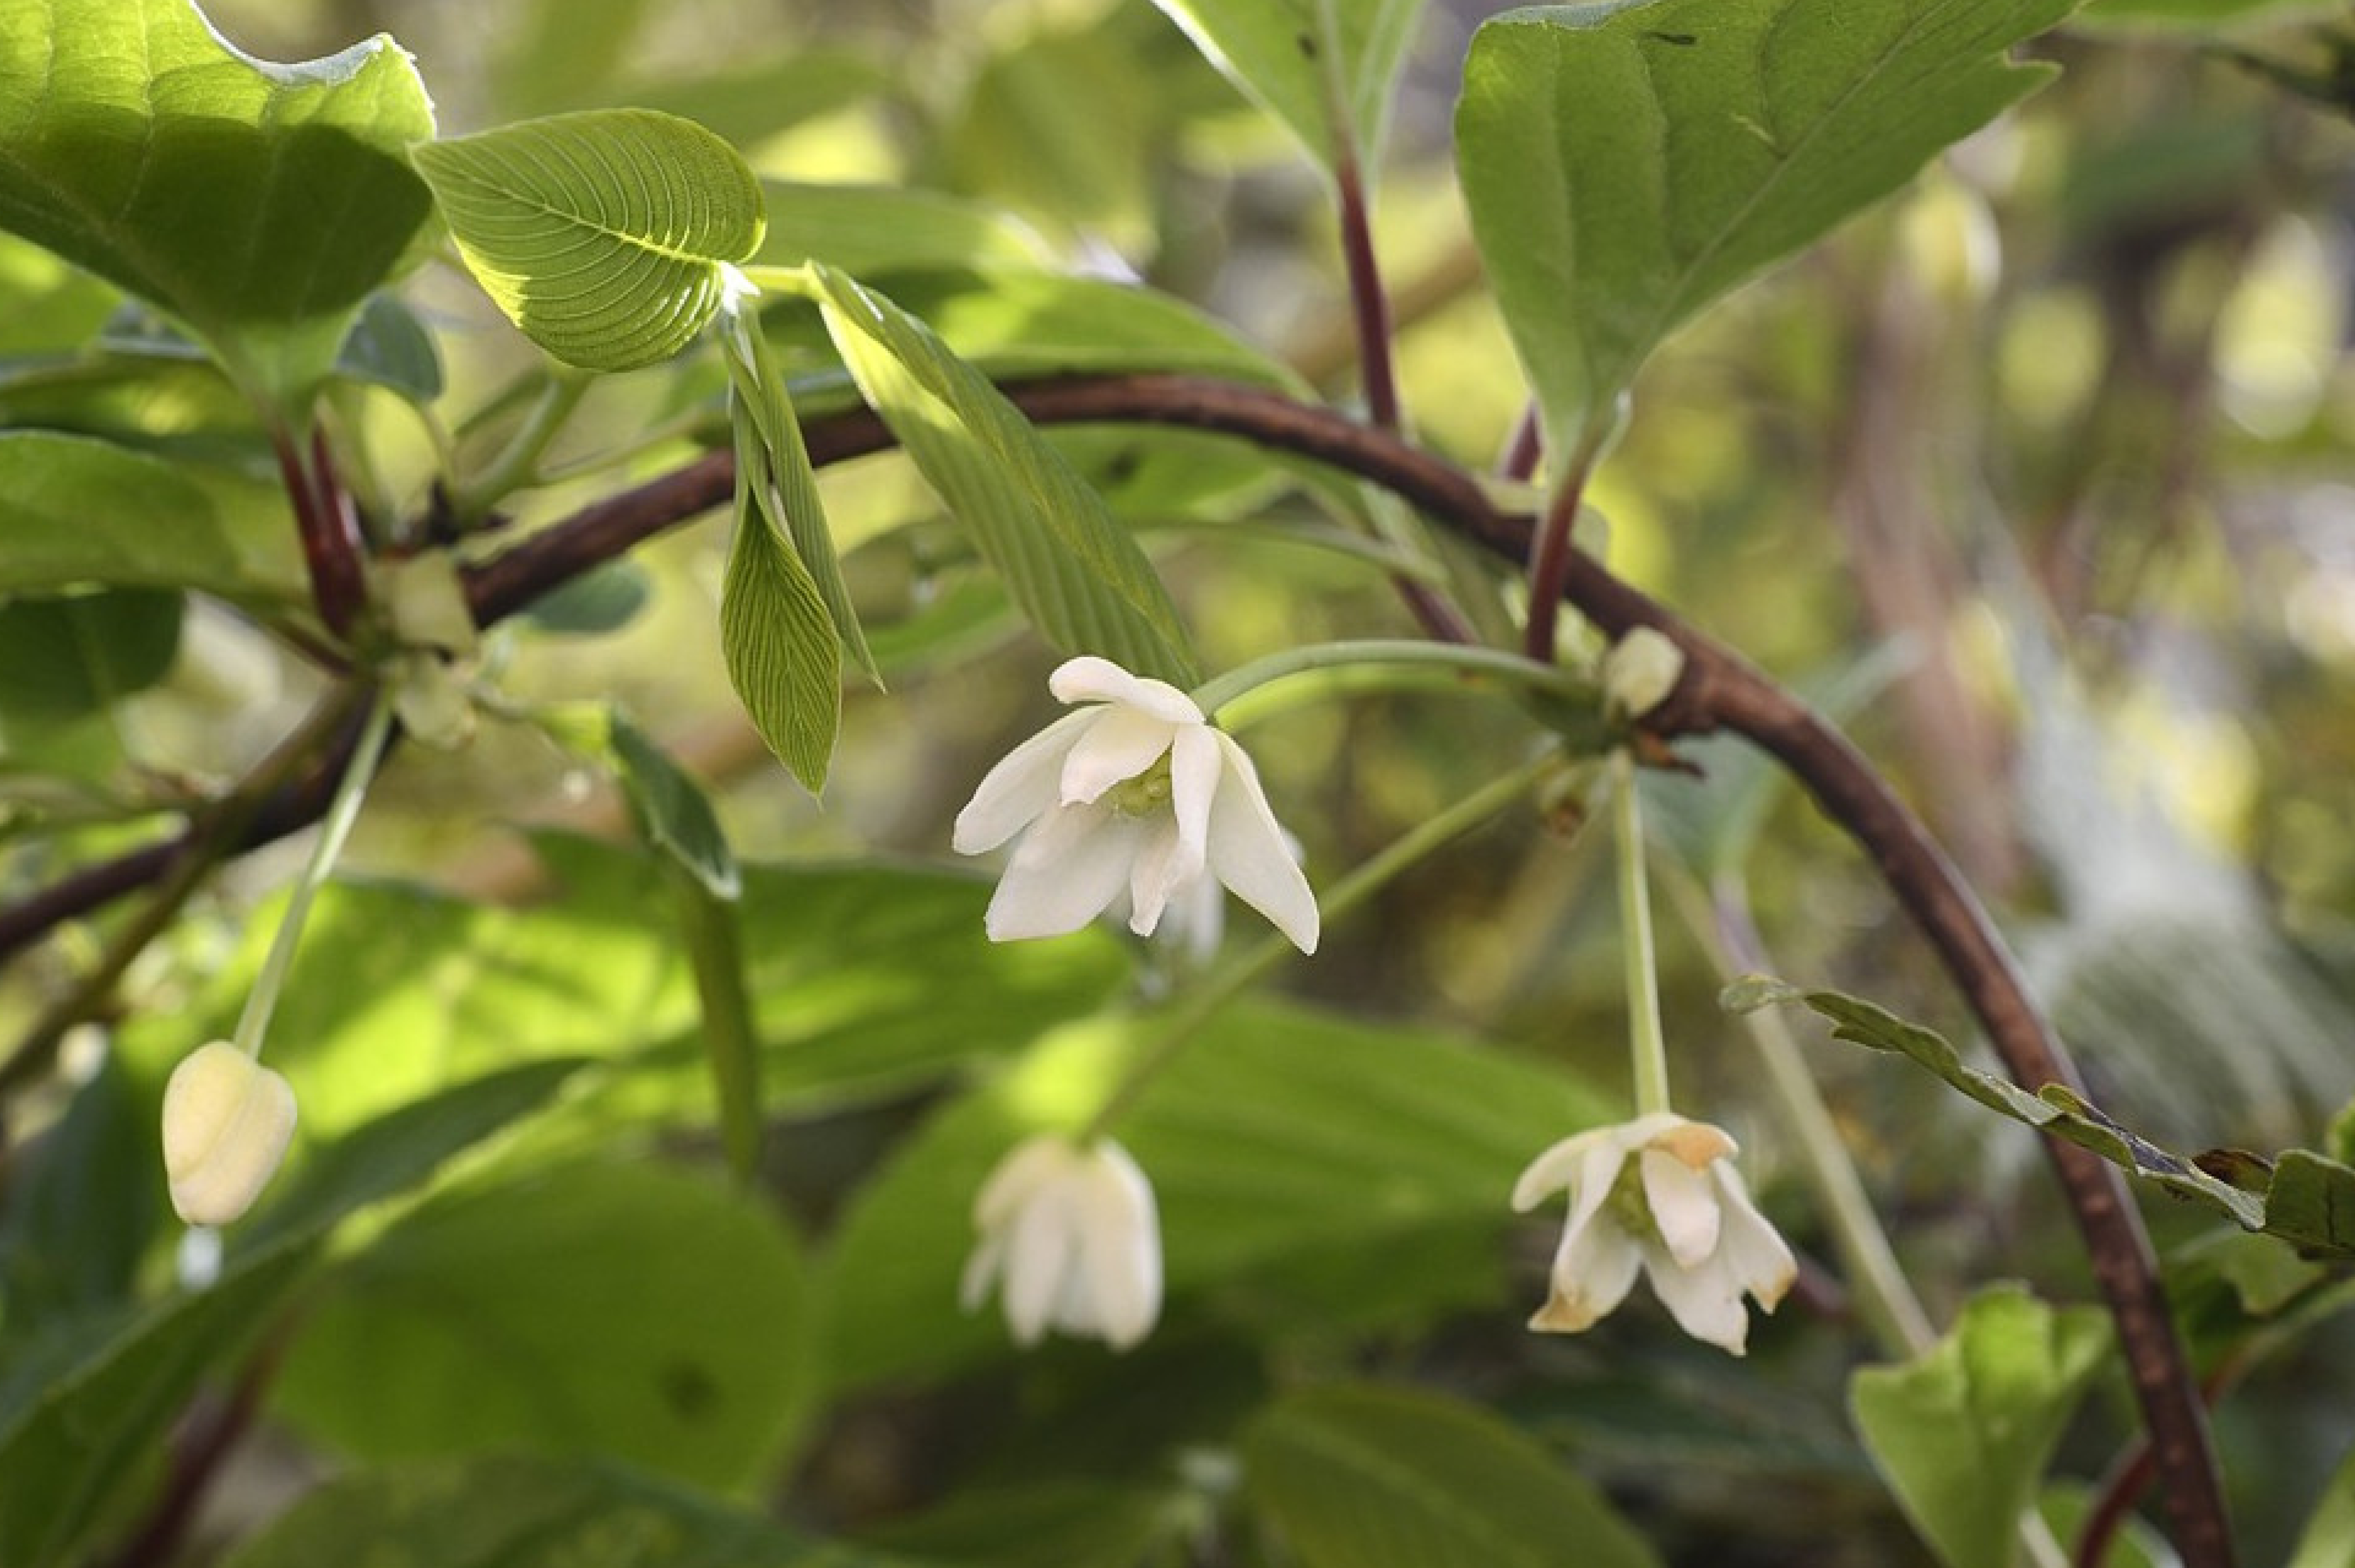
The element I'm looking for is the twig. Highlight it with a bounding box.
[0,372,2234,1567]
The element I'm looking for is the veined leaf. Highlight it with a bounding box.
[1153,0,1429,170]
[808,265,1197,685]
[1243,1383,1660,1568]
[1851,1285,2111,1568]
[0,0,436,412]
[1456,0,2070,457]
[0,433,287,602]
[412,109,764,372]
[721,396,845,792]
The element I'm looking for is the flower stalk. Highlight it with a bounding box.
[1613,750,1673,1119]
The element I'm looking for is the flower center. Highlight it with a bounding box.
[1106,755,1175,818]
[1604,1157,1664,1246]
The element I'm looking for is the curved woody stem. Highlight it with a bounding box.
[0,372,2233,1568]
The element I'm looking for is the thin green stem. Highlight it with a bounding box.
[1083,751,1563,1140]
[452,371,592,523]
[230,689,397,1058]
[1191,639,1592,721]
[1613,750,1672,1118]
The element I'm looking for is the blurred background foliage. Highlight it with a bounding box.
[5,0,2355,1564]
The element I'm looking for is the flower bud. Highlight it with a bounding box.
[162,1041,297,1226]
[1602,628,1686,719]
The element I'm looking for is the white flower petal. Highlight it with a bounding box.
[1530,1209,1642,1333]
[1510,1125,1615,1212]
[1049,656,1201,724]
[1712,1165,1797,1311]
[958,1229,1009,1311]
[1125,816,1190,938]
[953,709,1097,854]
[1640,1147,1723,1269]
[999,1185,1078,1346]
[972,1138,1075,1229]
[1646,1245,1753,1355]
[1074,1142,1162,1350]
[1059,706,1179,805]
[984,805,1142,940]
[1202,732,1318,955]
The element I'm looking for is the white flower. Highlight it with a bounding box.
[1512,1111,1795,1356]
[161,1041,297,1227]
[952,656,1318,954]
[960,1134,1163,1351]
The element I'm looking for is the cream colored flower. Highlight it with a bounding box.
[952,656,1317,954]
[1600,627,1686,719]
[161,1041,297,1227]
[1512,1112,1795,1356]
[960,1134,1162,1351]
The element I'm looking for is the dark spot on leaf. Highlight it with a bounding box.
[1296,32,1317,61]
[2197,1148,2276,1193]
[1646,31,1698,46]
[660,1359,720,1420]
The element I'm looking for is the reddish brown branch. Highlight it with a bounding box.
[0,372,2233,1567]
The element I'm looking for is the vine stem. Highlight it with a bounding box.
[1081,752,1561,1140]
[0,371,2234,1568]
[1190,638,1588,718]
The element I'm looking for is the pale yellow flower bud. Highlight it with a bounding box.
[1601,628,1686,719]
[161,1041,297,1226]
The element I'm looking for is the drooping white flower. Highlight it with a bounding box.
[1512,1111,1795,1356]
[960,1133,1163,1351]
[161,1040,297,1227]
[952,656,1318,954]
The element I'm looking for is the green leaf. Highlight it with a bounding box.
[0,0,437,411]
[270,1163,811,1492]
[412,109,764,372]
[606,714,739,900]
[335,293,443,400]
[515,559,651,635]
[0,433,285,601]
[0,1057,160,1339]
[1748,981,2273,1231]
[756,182,1051,275]
[820,1001,1611,1389]
[857,1481,1184,1568]
[1850,1285,2112,1568]
[1242,1383,1660,1568]
[2263,1151,2355,1262]
[0,590,184,723]
[722,396,846,792]
[808,265,1197,685]
[2288,1436,2355,1568]
[0,1060,581,1568]
[219,1455,899,1568]
[1456,0,2068,457]
[1152,0,1429,169]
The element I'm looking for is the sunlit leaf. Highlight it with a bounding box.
[722,395,846,791]
[0,433,292,602]
[1153,0,1429,170]
[1243,1383,1660,1568]
[809,265,1197,685]
[1851,1285,2111,1568]
[412,109,764,372]
[1456,0,2068,456]
[756,182,1050,275]
[0,0,437,411]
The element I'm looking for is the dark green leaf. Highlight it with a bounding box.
[412,110,764,372]
[1850,1285,2111,1568]
[0,1057,160,1336]
[1457,0,2068,456]
[809,266,1197,684]
[608,715,740,900]
[1243,1382,1660,1568]
[0,433,284,601]
[335,293,443,400]
[219,1455,901,1568]
[2263,1152,2355,1262]
[0,0,437,410]
[2288,1435,2355,1568]
[0,590,184,722]
[516,559,651,635]
[270,1163,811,1491]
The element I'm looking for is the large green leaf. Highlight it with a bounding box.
[0,590,184,723]
[756,182,1050,276]
[0,1060,582,1568]
[2288,1436,2355,1568]
[412,109,764,372]
[1850,1285,2111,1568]
[220,1455,903,1568]
[820,1001,1612,1389]
[1242,1383,1660,1568]
[1152,0,1429,169]
[270,1163,811,1492]
[808,266,1198,685]
[1455,0,2069,457]
[0,432,298,602]
[0,0,436,411]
